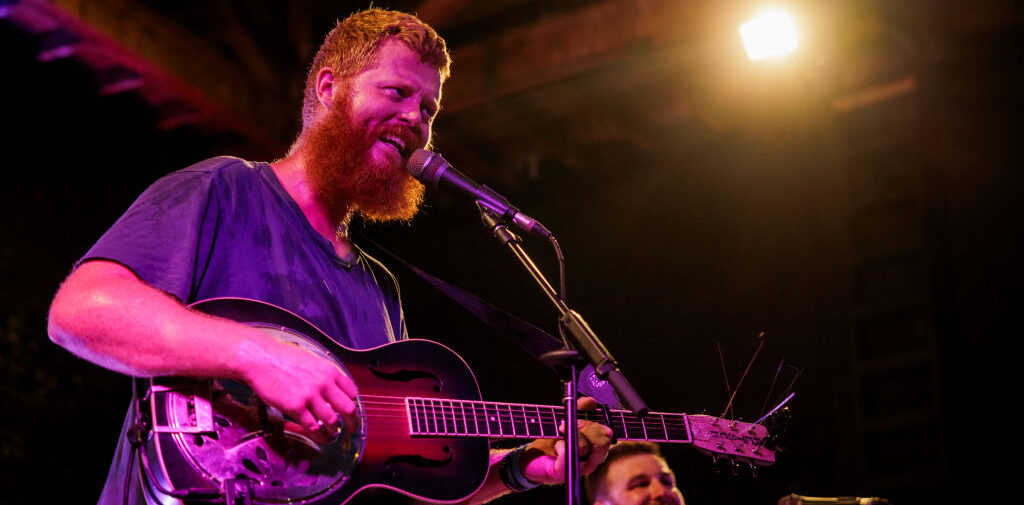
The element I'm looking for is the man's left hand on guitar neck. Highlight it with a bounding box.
[518,396,615,483]
[465,397,613,504]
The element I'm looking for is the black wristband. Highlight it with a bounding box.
[499,444,540,492]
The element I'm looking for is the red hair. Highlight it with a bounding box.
[301,8,450,127]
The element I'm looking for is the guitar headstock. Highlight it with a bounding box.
[687,414,776,470]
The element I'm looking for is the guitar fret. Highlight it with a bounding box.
[443,400,455,434]
[406,398,416,433]
[460,401,473,435]
[510,405,527,436]
[485,403,501,435]
[499,404,514,437]
[431,399,442,434]
[663,413,690,442]
[424,399,434,434]
[417,399,428,434]
[416,399,426,434]
[548,406,561,437]
[524,405,541,437]
[613,411,626,440]
[595,410,613,431]
[539,406,556,437]
[625,412,646,440]
[413,398,425,434]
[644,413,668,441]
[405,397,693,446]
[411,399,421,434]
[453,400,466,434]
[467,402,475,434]
[451,400,460,433]
[473,402,488,436]
[437,400,448,434]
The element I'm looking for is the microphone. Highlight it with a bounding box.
[407,149,551,238]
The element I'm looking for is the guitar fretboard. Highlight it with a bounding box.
[405,397,692,443]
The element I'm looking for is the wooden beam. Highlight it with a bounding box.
[442,0,703,112]
[413,0,473,28]
[19,0,292,148]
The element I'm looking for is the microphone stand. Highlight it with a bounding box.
[476,203,649,505]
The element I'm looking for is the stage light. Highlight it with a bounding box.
[739,9,799,61]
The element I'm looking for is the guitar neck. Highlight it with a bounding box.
[406,397,692,444]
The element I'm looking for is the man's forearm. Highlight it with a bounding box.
[47,260,262,380]
[460,449,519,505]
[48,259,361,435]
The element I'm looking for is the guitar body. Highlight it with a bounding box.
[140,299,781,503]
[143,298,490,504]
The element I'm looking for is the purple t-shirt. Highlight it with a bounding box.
[87,156,406,504]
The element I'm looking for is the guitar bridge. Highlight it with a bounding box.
[148,382,215,434]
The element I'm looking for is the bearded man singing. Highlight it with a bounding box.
[47,8,611,505]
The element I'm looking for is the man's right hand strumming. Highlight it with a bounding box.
[236,334,360,439]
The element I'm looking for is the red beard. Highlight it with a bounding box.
[304,95,425,226]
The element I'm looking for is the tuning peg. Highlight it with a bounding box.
[748,462,759,478]
[711,456,723,474]
[730,459,742,476]
[764,407,792,452]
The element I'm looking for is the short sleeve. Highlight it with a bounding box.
[79,163,228,302]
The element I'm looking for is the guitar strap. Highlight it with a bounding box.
[354,233,623,409]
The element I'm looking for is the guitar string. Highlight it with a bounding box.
[243,398,758,450]
[352,414,693,439]
[214,396,758,447]
[321,417,693,442]
[356,411,690,427]
[326,422,691,439]
[289,417,747,452]
[352,399,696,430]
[352,410,692,433]
[241,394,750,440]
[346,414,688,429]
[351,414,758,450]
[354,406,691,429]
[214,397,764,458]
[356,395,694,421]
[356,395,756,426]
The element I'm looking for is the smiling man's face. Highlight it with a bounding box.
[304,38,441,224]
[593,453,685,505]
[345,38,441,170]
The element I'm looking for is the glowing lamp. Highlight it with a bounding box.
[739,10,799,61]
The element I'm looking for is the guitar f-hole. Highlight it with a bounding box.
[368,365,443,391]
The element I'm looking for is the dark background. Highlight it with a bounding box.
[2,1,1019,504]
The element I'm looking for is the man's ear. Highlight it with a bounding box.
[315,67,335,108]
